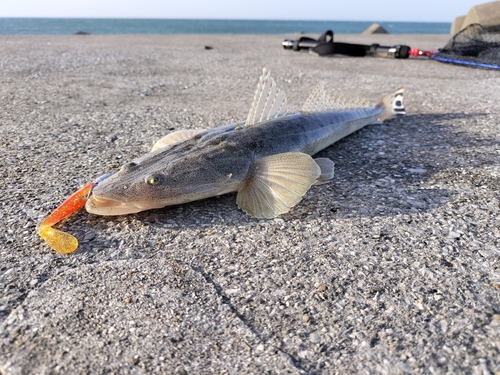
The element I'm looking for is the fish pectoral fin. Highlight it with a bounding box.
[150,129,206,152]
[236,152,321,219]
[313,157,335,185]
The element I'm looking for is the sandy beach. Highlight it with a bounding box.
[0,34,499,374]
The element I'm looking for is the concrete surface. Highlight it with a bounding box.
[0,34,499,374]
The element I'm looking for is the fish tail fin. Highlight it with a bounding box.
[377,87,405,121]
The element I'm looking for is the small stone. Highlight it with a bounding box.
[302,314,310,323]
[397,362,411,373]
[105,135,118,143]
[407,168,427,174]
[23,221,34,229]
[309,332,321,343]
[354,332,365,339]
[317,284,327,291]
[84,232,95,241]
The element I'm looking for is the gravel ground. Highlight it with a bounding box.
[0,34,499,374]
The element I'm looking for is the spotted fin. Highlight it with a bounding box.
[151,129,206,152]
[301,82,370,113]
[245,68,288,126]
[236,152,320,218]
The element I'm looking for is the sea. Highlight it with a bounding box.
[0,18,450,35]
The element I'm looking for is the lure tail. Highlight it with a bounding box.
[377,87,405,121]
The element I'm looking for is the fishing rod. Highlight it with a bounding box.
[282,30,436,59]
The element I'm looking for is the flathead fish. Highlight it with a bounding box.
[86,68,405,218]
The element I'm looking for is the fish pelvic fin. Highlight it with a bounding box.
[245,68,288,126]
[151,129,206,152]
[236,152,320,219]
[377,87,405,121]
[301,82,371,113]
[312,158,335,185]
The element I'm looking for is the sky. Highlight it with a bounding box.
[0,0,488,23]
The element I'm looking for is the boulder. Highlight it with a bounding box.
[459,1,500,33]
[451,15,466,34]
[362,23,389,35]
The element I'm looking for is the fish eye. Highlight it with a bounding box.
[146,174,164,186]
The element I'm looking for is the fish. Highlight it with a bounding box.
[85,68,405,219]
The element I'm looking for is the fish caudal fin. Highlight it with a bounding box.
[377,87,405,121]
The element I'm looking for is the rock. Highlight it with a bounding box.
[459,1,500,33]
[73,31,91,35]
[362,23,389,35]
[451,15,466,34]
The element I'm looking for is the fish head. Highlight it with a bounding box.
[85,143,251,216]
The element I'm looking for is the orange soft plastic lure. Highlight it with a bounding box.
[38,182,95,254]
[39,174,111,254]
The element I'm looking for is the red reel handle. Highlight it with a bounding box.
[409,48,436,57]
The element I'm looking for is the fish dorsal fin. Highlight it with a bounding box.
[301,82,370,113]
[245,68,288,126]
[236,152,320,218]
[150,129,206,152]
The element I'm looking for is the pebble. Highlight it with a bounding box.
[309,332,320,343]
[407,168,427,174]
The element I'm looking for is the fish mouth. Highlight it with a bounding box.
[85,195,143,216]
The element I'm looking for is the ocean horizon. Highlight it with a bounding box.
[0,18,451,35]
